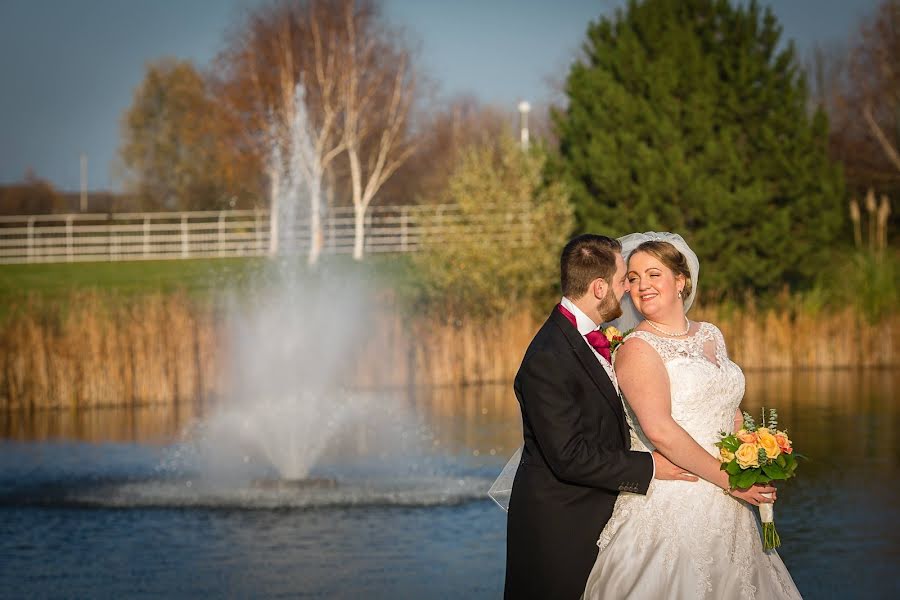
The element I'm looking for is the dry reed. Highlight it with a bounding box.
[1,294,897,411]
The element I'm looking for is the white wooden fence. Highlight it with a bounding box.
[0,204,534,264]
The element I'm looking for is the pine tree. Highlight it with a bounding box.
[552,0,844,295]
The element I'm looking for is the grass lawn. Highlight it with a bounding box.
[0,254,416,306]
[0,258,263,301]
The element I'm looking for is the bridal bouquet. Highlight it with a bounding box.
[716,408,799,550]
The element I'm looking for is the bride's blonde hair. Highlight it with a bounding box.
[632,241,693,301]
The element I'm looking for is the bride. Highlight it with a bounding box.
[582,232,802,599]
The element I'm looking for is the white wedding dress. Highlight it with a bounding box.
[583,323,802,599]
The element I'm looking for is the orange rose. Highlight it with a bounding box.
[737,429,758,444]
[774,432,792,454]
[735,443,760,469]
[757,430,781,459]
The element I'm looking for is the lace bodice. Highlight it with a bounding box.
[616,322,745,452]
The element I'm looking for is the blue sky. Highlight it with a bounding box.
[0,0,881,192]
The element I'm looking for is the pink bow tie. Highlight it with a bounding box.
[557,304,611,362]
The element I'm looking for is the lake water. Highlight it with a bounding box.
[1,369,898,599]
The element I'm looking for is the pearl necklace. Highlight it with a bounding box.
[646,317,691,337]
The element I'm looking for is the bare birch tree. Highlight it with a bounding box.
[218,0,349,262]
[217,0,417,262]
[336,0,417,260]
[856,2,900,176]
[820,0,900,196]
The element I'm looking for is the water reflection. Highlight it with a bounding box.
[411,383,522,460]
[742,368,899,472]
[1,369,898,598]
[0,401,203,444]
[2,370,897,461]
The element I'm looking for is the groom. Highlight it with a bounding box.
[504,234,689,599]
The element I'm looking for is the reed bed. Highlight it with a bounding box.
[692,303,897,369]
[1,293,897,411]
[1,293,222,411]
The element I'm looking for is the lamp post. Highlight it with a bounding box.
[517,100,531,150]
[80,153,88,212]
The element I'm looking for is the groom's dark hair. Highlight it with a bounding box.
[560,234,621,298]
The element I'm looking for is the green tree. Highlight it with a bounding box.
[412,137,574,319]
[552,0,844,296]
[119,59,260,210]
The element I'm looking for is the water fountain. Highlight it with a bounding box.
[0,83,490,513]
[146,290,484,506]
[145,84,487,508]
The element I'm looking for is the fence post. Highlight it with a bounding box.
[143,217,150,257]
[328,210,335,251]
[66,216,73,262]
[26,217,35,263]
[218,211,226,257]
[107,214,115,261]
[400,206,409,252]
[181,214,189,258]
[255,209,262,254]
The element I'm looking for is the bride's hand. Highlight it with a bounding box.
[729,483,777,505]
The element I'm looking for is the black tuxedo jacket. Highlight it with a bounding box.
[504,308,654,600]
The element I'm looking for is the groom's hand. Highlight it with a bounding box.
[651,451,699,481]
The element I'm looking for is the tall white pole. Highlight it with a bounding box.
[80,153,88,212]
[517,101,531,150]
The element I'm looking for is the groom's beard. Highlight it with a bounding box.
[597,290,623,324]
